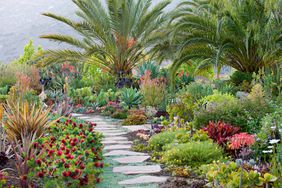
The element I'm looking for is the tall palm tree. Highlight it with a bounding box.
[170,0,282,81]
[40,0,171,78]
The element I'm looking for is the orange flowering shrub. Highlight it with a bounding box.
[140,70,166,108]
[16,72,31,94]
[229,133,255,150]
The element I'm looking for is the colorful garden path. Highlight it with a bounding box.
[72,114,168,188]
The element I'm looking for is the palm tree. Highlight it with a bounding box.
[40,0,171,79]
[170,0,282,81]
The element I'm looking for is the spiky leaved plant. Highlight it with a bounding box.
[40,0,171,80]
[120,87,142,109]
[169,0,282,85]
[3,101,53,142]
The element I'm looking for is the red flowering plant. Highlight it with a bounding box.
[28,117,104,187]
[61,63,76,76]
[229,133,256,150]
[203,121,240,147]
[229,132,256,160]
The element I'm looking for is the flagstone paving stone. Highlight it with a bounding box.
[123,125,151,132]
[104,144,132,150]
[113,156,150,164]
[103,132,127,136]
[113,165,162,175]
[95,128,119,131]
[118,176,168,185]
[76,114,167,187]
[103,136,128,141]
[104,150,147,156]
[97,130,124,133]
[102,140,133,145]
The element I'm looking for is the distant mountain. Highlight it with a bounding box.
[0,0,181,63]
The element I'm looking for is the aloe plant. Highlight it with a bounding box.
[120,88,142,109]
[136,61,160,79]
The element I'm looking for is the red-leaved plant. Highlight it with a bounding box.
[203,121,240,146]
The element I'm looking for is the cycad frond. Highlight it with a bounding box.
[41,0,170,77]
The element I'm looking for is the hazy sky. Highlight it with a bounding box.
[0,0,181,63]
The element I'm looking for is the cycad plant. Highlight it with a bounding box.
[40,0,171,79]
[170,0,282,81]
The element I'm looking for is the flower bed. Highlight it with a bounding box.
[28,117,104,187]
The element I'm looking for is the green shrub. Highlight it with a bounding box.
[162,141,224,167]
[111,110,128,119]
[101,105,116,116]
[22,90,40,106]
[0,95,8,103]
[179,82,213,102]
[0,64,34,87]
[69,87,93,104]
[196,92,238,112]
[148,130,187,151]
[167,82,213,121]
[122,114,147,125]
[76,87,92,97]
[258,108,282,141]
[202,161,278,188]
[213,80,237,94]
[0,86,9,95]
[167,103,192,121]
[105,89,117,101]
[230,71,252,86]
[82,64,116,93]
[120,87,142,108]
[176,129,210,143]
[194,99,274,132]
[96,90,108,107]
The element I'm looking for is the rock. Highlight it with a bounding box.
[119,176,168,185]
[102,140,133,145]
[104,144,132,150]
[71,113,83,117]
[96,125,118,128]
[97,130,124,134]
[123,125,151,132]
[104,150,147,156]
[103,132,127,137]
[95,127,118,131]
[113,156,150,164]
[113,165,161,175]
[102,136,128,141]
[236,91,249,100]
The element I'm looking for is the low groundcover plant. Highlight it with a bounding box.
[28,117,104,187]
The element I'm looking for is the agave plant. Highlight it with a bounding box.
[3,101,53,142]
[120,87,142,109]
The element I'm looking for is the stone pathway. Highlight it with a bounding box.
[72,113,168,188]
